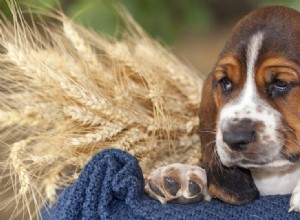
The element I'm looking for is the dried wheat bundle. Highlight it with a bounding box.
[0,1,204,219]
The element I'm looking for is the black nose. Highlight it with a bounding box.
[223,130,254,151]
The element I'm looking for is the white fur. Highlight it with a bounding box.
[216,32,283,166]
[251,162,300,195]
[290,179,300,212]
[242,32,263,104]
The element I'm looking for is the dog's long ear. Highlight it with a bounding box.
[199,73,259,205]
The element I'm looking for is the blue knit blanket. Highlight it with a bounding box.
[43,149,300,220]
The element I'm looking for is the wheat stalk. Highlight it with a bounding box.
[0,1,204,219]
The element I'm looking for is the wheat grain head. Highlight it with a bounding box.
[0,1,204,219]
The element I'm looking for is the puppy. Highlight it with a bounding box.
[145,6,300,212]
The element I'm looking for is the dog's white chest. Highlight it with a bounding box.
[251,164,300,195]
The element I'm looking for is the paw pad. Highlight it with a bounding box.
[188,180,201,196]
[164,177,180,196]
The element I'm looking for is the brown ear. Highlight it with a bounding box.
[199,73,259,205]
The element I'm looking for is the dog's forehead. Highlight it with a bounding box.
[220,6,300,70]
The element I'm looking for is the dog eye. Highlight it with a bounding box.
[274,80,289,90]
[268,79,292,97]
[219,77,233,94]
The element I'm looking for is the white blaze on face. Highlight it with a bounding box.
[242,32,264,105]
[216,32,283,166]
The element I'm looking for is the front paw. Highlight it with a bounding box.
[289,185,300,212]
[145,163,210,204]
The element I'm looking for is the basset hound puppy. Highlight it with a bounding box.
[145,6,300,212]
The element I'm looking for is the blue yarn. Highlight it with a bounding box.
[42,149,300,220]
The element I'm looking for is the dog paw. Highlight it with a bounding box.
[289,184,300,212]
[145,163,210,204]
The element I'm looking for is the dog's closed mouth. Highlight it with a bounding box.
[238,159,293,170]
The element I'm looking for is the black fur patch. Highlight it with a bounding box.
[206,164,259,204]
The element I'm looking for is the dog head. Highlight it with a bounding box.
[199,6,300,204]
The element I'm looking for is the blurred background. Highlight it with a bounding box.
[1,0,300,219]
[0,0,299,74]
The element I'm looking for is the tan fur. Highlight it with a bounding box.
[0,1,204,219]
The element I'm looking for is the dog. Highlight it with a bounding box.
[145,6,300,212]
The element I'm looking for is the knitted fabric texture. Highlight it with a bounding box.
[43,149,300,220]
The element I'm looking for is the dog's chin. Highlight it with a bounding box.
[218,151,293,171]
[217,142,292,171]
[220,158,293,172]
[237,159,293,171]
